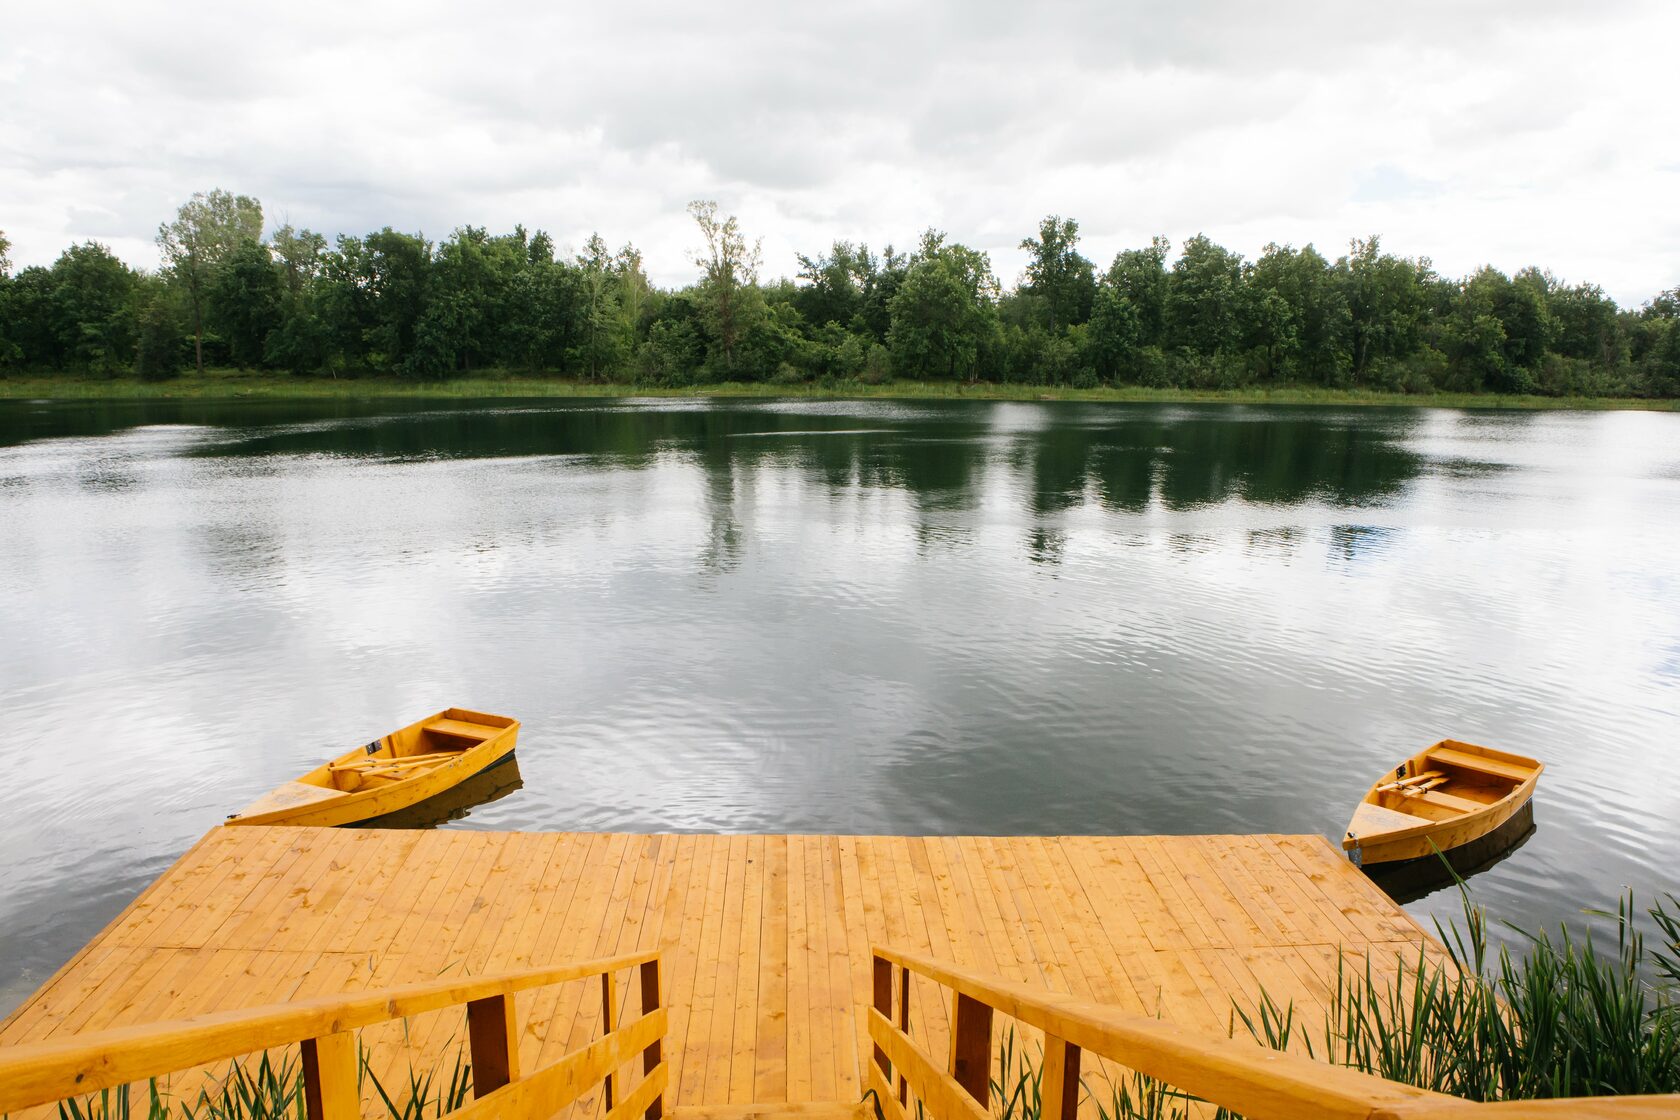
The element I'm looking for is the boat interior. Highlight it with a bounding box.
[317,709,510,793]
[1365,743,1538,824]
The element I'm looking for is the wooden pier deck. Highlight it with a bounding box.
[1,828,1438,1112]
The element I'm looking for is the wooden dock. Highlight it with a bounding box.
[1,828,1438,1113]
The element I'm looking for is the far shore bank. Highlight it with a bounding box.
[1,370,1675,411]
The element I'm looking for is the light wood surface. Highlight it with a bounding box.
[1,828,1440,1116]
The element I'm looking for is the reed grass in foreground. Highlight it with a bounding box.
[986,887,1680,1120]
[49,1037,471,1120]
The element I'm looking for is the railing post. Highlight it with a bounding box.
[467,992,520,1097]
[949,993,994,1106]
[640,957,664,1120]
[871,954,893,1080]
[602,969,620,1110]
[1040,1035,1081,1120]
[301,1030,358,1120]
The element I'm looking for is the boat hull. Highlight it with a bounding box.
[225,708,519,827]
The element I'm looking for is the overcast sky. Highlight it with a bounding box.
[5,1,1677,305]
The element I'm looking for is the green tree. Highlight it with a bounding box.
[887,231,1000,380]
[265,224,330,374]
[0,230,16,367]
[615,243,652,337]
[1019,215,1095,331]
[210,239,282,368]
[1499,268,1561,372]
[1244,244,1349,384]
[574,233,628,378]
[362,228,431,371]
[1338,236,1432,381]
[1443,269,1513,391]
[688,201,764,374]
[1106,237,1170,348]
[1085,285,1140,381]
[134,288,188,380]
[48,242,139,373]
[503,257,580,371]
[6,266,58,368]
[1547,281,1624,367]
[1165,234,1244,356]
[794,241,878,333]
[157,190,264,374]
[270,224,327,300]
[1639,289,1680,396]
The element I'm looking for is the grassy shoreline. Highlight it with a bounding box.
[1,370,1675,411]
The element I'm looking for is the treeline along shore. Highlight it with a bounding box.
[2,190,1677,399]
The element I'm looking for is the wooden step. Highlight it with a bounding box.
[1427,746,1534,782]
[669,1103,871,1120]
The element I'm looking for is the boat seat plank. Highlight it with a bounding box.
[1426,747,1533,782]
[424,718,496,740]
[1404,788,1487,813]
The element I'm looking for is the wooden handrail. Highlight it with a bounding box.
[0,948,664,1119]
[871,945,1680,1120]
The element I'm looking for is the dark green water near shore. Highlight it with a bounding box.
[1,397,1676,1013]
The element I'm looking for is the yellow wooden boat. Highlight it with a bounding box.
[225,708,519,827]
[1343,739,1542,867]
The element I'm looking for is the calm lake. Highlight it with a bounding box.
[1,396,1677,1014]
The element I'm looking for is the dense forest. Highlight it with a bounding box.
[1,190,1676,397]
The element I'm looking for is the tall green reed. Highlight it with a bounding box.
[51,1036,472,1120]
[976,887,1680,1120]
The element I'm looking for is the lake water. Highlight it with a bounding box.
[1,396,1677,1014]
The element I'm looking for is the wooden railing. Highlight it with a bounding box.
[0,948,666,1120]
[869,945,1680,1120]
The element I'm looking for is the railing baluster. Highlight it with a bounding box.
[301,1030,358,1120]
[640,957,664,1120]
[1040,1035,1081,1120]
[897,965,912,1106]
[949,993,994,1106]
[602,969,620,1110]
[467,992,520,1097]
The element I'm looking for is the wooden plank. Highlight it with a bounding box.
[704,835,747,1105]
[832,837,875,1098]
[728,835,765,1104]
[677,835,727,1105]
[818,836,855,1101]
[803,833,838,1102]
[754,835,790,1102]
[659,834,706,1109]
[783,835,812,1105]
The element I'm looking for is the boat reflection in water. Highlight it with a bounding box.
[1362,801,1538,905]
[350,755,524,829]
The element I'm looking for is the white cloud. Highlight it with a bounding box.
[2,1,1675,304]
